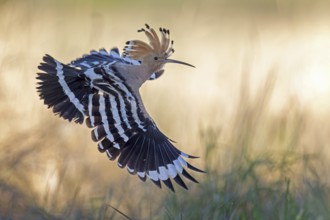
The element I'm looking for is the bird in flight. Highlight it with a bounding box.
[37,24,204,191]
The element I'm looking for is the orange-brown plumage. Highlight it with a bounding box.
[123,24,173,61]
[118,24,194,89]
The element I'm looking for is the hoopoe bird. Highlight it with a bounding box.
[37,24,204,191]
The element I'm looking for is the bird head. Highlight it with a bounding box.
[123,24,194,72]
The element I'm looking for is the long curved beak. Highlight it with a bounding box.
[164,59,195,68]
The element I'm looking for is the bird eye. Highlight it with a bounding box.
[154,56,158,60]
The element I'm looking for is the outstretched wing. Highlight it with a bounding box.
[116,119,204,191]
[85,66,204,191]
[70,48,163,81]
[37,55,92,124]
[37,49,204,191]
[36,48,130,123]
[70,48,141,70]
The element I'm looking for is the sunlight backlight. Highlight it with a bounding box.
[294,63,330,113]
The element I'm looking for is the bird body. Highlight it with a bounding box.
[37,24,203,191]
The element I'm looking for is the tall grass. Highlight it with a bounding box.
[1,69,329,219]
[155,73,330,220]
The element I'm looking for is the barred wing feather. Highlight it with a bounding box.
[70,48,140,70]
[37,55,92,124]
[71,48,164,81]
[37,51,204,192]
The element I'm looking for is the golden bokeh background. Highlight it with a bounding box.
[1,0,330,219]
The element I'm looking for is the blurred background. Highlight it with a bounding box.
[1,0,330,219]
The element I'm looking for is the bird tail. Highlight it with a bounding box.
[36,54,91,124]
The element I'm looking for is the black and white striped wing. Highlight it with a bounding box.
[37,55,92,124]
[71,48,164,81]
[37,48,127,123]
[117,119,204,191]
[70,48,140,70]
[85,67,204,191]
[37,52,204,192]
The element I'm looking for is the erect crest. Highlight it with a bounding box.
[123,24,175,60]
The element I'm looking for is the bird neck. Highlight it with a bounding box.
[113,62,156,119]
[114,62,158,89]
